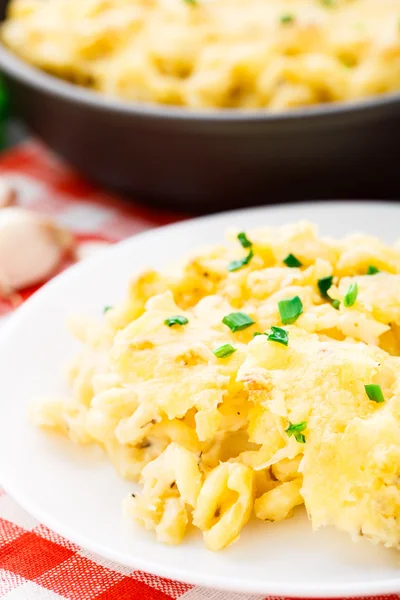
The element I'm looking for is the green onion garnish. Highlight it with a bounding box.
[364,384,385,403]
[228,232,254,271]
[321,0,335,6]
[227,249,254,272]
[278,296,303,325]
[183,0,197,5]
[318,275,340,309]
[283,253,302,268]
[286,421,307,443]
[237,232,252,249]
[253,331,266,337]
[280,13,295,24]
[222,312,255,332]
[267,326,289,346]
[213,344,237,358]
[318,276,333,298]
[343,282,358,307]
[103,305,113,314]
[366,265,379,275]
[164,315,189,327]
[332,299,340,310]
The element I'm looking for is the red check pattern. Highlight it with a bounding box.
[0,140,397,600]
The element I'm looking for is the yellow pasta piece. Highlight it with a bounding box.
[193,462,254,551]
[124,443,203,544]
[254,479,304,522]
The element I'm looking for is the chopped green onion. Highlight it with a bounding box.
[183,0,197,5]
[228,232,254,271]
[366,265,379,275]
[332,299,340,310]
[253,331,267,337]
[321,0,336,6]
[280,13,295,24]
[286,421,307,433]
[283,253,302,268]
[365,384,385,403]
[343,282,358,307]
[164,315,189,327]
[237,232,252,249]
[222,311,255,332]
[227,249,254,272]
[318,275,340,309]
[318,276,333,298]
[213,344,237,358]
[286,421,307,443]
[267,326,289,346]
[278,296,303,325]
[103,305,113,314]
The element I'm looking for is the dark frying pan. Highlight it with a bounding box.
[0,0,399,211]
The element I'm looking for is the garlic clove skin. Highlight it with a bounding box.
[0,178,17,208]
[0,208,75,291]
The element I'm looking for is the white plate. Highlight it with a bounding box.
[1,201,400,598]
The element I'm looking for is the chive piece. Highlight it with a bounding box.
[283,253,302,268]
[253,331,267,337]
[321,0,335,6]
[164,315,189,327]
[222,311,255,332]
[237,232,252,249]
[183,0,197,4]
[364,384,385,403]
[318,276,333,298]
[278,296,303,325]
[213,343,237,358]
[227,248,254,272]
[286,421,307,443]
[103,305,113,314]
[343,282,358,307]
[366,265,379,275]
[267,326,289,346]
[228,231,254,271]
[280,13,295,24]
[318,275,340,309]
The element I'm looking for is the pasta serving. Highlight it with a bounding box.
[32,221,400,551]
[3,0,400,110]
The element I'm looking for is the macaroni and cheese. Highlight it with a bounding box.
[3,0,400,110]
[32,222,400,550]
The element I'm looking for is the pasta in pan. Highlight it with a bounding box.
[32,222,400,551]
[3,0,400,110]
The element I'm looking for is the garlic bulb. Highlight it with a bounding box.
[0,208,75,293]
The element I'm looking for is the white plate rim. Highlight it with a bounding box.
[1,200,400,598]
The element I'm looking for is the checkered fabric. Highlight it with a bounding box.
[0,140,397,600]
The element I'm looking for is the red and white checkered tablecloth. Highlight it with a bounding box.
[0,140,397,600]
